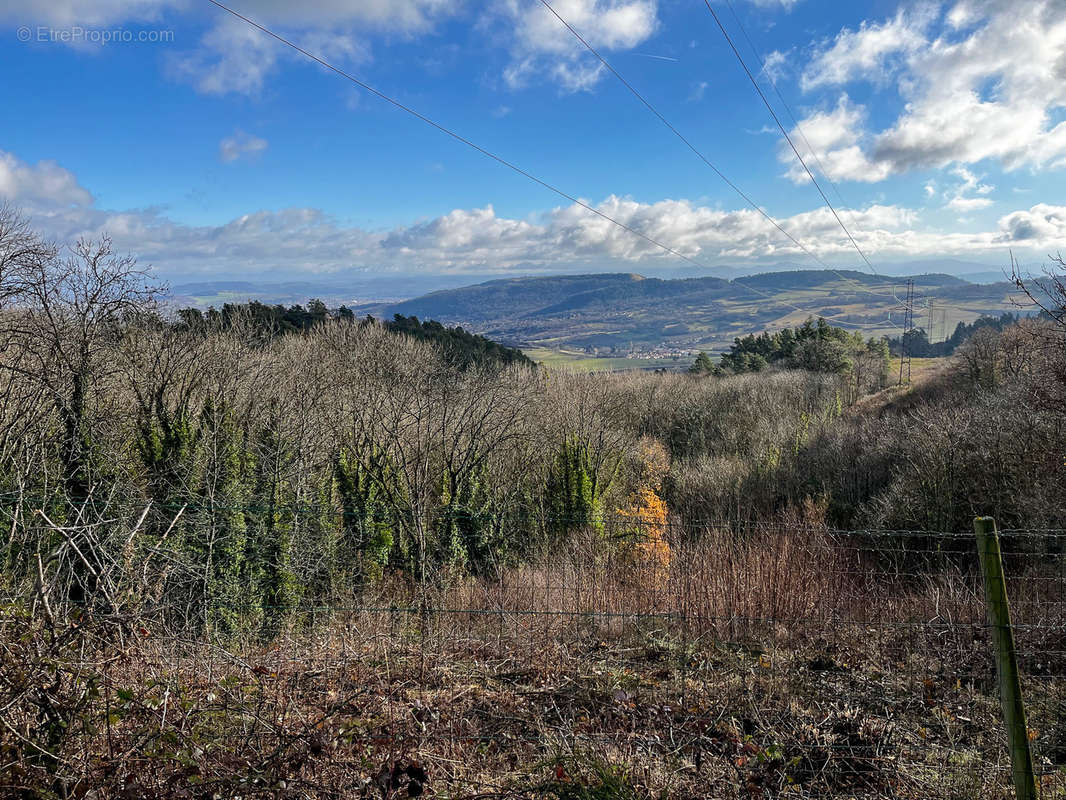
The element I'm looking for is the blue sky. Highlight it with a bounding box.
[0,0,1063,285]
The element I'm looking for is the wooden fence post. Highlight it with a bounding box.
[974,516,1038,800]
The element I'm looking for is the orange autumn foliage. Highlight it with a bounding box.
[616,485,671,573]
[636,436,670,492]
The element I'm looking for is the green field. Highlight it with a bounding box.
[525,351,953,378]
[523,347,687,372]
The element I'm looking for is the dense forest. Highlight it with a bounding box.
[886,311,1024,358]
[690,317,890,387]
[175,300,534,368]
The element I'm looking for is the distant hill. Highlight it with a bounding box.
[359,269,1025,355]
[371,273,732,323]
[168,273,501,309]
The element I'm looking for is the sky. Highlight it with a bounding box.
[0,0,1064,288]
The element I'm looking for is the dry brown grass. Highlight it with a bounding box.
[3,528,1066,799]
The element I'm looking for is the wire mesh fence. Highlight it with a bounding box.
[3,515,1066,798]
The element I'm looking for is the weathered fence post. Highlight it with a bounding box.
[974,516,1038,800]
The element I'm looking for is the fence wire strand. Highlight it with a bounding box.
[3,513,1066,798]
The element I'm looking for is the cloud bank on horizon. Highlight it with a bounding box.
[5,146,1061,277]
[0,0,1063,280]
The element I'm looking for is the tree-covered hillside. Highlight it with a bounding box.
[174,300,534,369]
[690,317,890,381]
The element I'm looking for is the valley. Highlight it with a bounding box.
[362,269,1025,359]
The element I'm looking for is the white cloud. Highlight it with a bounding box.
[801,0,1066,176]
[0,0,427,82]
[8,0,651,95]
[8,0,453,95]
[498,0,659,92]
[802,9,930,91]
[943,165,994,211]
[945,1,978,29]
[761,50,788,82]
[235,0,458,32]
[219,130,268,163]
[743,0,800,9]
[168,14,377,96]
[995,204,1066,242]
[2,148,1059,277]
[0,151,93,209]
[947,195,993,212]
[0,0,184,26]
[169,17,280,95]
[780,98,892,183]
[0,0,454,30]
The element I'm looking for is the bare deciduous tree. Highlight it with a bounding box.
[1,235,162,496]
[0,223,163,601]
[1012,251,1066,332]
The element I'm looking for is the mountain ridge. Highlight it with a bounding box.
[357,269,1022,355]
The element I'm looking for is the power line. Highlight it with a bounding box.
[723,0,850,217]
[720,0,906,307]
[536,0,824,272]
[535,0,901,311]
[202,2,704,274]
[702,0,881,280]
[205,0,895,331]
[897,279,915,385]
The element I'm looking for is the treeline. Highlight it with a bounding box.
[383,313,534,369]
[689,317,890,402]
[888,312,1020,358]
[175,300,534,369]
[673,315,1066,533]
